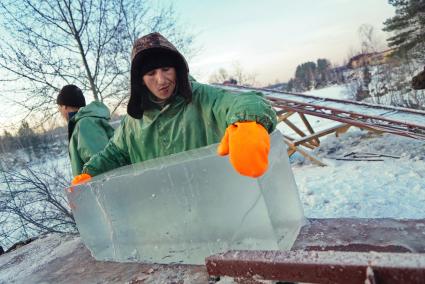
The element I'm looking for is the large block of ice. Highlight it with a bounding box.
[66,131,305,264]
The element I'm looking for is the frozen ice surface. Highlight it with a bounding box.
[66,131,305,264]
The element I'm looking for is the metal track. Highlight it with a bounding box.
[216,84,425,140]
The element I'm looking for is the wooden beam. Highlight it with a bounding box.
[277,111,295,122]
[275,109,287,116]
[283,138,326,166]
[336,124,351,137]
[284,135,315,150]
[293,124,350,147]
[287,148,297,157]
[283,119,307,137]
[282,134,294,141]
[282,119,317,149]
[298,113,319,146]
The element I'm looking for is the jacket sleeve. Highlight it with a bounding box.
[194,83,277,133]
[77,118,112,164]
[82,119,131,176]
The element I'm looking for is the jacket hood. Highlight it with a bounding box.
[67,101,111,141]
[128,32,192,119]
[72,101,111,122]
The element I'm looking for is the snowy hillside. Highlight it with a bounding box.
[343,63,425,109]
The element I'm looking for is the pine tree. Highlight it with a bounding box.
[17,121,37,148]
[383,0,425,53]
[294,62,317,91]
[317,59,331,87]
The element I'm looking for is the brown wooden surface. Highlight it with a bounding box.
[0,235,208,283]
[293,218,425,253]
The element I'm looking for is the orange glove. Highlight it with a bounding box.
[217,121,270,178]
[71,173,92,186]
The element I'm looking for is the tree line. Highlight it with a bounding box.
[286,0,424,109]
[0,121,65,155]
[286,58,345,92]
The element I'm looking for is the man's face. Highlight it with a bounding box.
[142,67,177,101]
[58,105,69,121]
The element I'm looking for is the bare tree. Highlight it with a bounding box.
[231,62,258,86]
[208,62,258,86]
[358,24,385,54]
[0,161,77,250]
[208,68,229,85]
[0,0,195,125]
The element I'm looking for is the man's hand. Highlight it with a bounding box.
[217,121,270,178]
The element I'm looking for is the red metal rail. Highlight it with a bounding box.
[217,84,425,140]
[206,218,425,283]
[270,97,425,140]
[206,250,425,284]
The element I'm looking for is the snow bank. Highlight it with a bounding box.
[293,129,425,218]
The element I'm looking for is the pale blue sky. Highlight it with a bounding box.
[162,0,395,84]
[0,0,396,131]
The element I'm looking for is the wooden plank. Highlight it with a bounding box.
[293,124,350,146]
[282,120,317,149]
[283,138,326,166]
[277,111,295,122]
[282,134,294,141]
[287,148,296,157]
[275,109,287,116]
[283,136,315,151]
[336,124,351,137]
[282,119,307,137]
[298,113,320,146]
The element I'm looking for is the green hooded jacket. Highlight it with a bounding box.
[83,82,277,176]
[68,101,115,176]
[82,32,276,176]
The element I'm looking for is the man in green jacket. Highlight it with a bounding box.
[73,32,277,184]
[57,85,115,176]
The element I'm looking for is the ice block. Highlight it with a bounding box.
[66,131,305,264]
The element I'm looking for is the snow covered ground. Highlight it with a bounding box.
[304,84,352,100]
[292,130,425,218]
[287,85,425,219]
